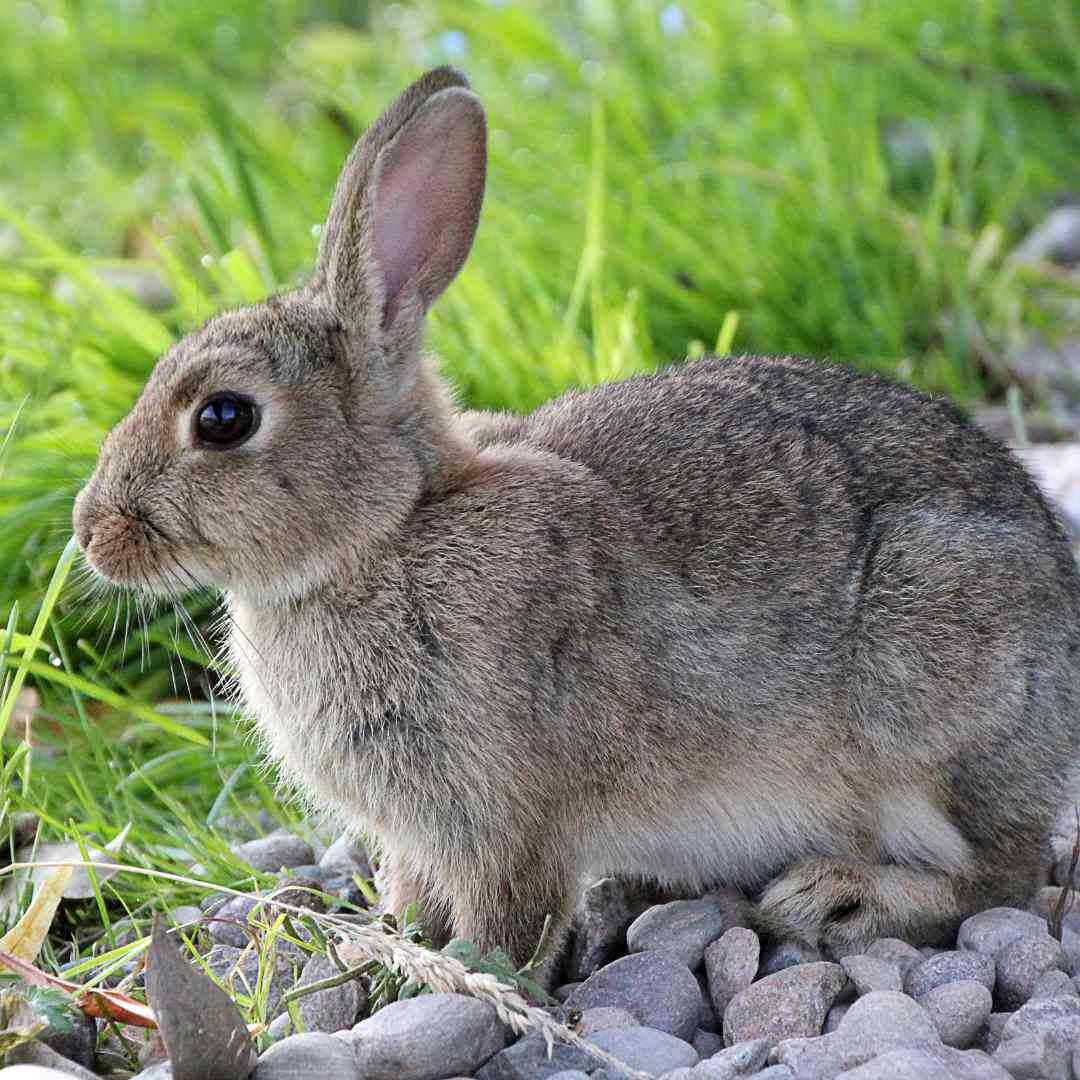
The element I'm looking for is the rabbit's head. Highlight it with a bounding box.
[74,67,486,600]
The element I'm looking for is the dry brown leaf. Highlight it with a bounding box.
[0,864,73,961]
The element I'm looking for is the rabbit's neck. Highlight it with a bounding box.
[225,557,432,831]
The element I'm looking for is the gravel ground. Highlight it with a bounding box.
[11,805,1080,1080]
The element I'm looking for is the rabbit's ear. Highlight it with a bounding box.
[314,67,486,343]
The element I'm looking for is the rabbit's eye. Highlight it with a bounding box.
[195,394,258,448]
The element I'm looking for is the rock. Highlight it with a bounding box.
[920,980,993,1049]
[705,927,760,1018]
[1028,887,1071,919]
[627,891,747,970]
[165,904,203,930]
[587,1027,699,1073]
[132,1065,173,1080]
[553,983,581,1003]
[2,1040,98,1078]
[475,1032,593,1080]
[692,1029,724,1058]
[545,1074,589,1080]
[995,932,1063,1010]
[1014,204,1080,266]
[696,973,719,1033]
[41,1012,97,1070]
[318,833,370,877]
[1000,994,1080,1044]
[774,992,940,1077]
[566,878,647,981]
[577,1007,638,1036]
[994,1030,1072,1080]
[754,1069,796,1080]
[957,908,1048,956]
[722,962,847,1046]
[232,833,315,873]
[292,952,365,1033]
[758,938,822,976]
[265,1013,293,1043]
[352,993,503,1080]
[567,951,702,1040]
[904,951,996,1000]
[840,956,903,996]
[864,938,923,975]
[253,1032,359,1079]
[1030,969,1077,1001]
[204,944,301,1021]
[693,1036,770,1077]
[833,1048,950,1079]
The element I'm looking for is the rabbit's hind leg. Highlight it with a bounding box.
[753,855,967,954]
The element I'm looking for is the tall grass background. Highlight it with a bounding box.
[1,0,1078,1004]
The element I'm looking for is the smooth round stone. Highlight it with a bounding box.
[545,1073,590,1080]
[231,833,315,872]
[758,937,823,976]
[823,1004,850,1034]
[904,951,995,1000]
[833,1048,951,1079]
[627,891,747,970]
[352,993,503,1080]
[865,938,923,974]
[697,1037,770,1076]
[567,951,702,1041]
[577,1006,638,1037]
[293,952,365,1034]
[958,908,1048,956]
[474,1033,593,1080]
[253,1033,359,1080]
[920,980,993,1049]
[566,878,645,982]
[723,962,847,1046]
[1001,994,1080,1043]
[692,1028,724,1058]
[586,1026,699,1073]
[1029,968,1077,1001]
[840,955,903,996]
[705,927,760,1018]
[995,932,1063,1010]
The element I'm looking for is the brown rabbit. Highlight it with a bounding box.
[75,66,1080,967]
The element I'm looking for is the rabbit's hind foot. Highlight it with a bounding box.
[753,855,965,955]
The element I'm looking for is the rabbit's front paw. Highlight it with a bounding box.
[754,856,882,956]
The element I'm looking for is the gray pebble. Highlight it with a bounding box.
[577,1006,638,1036]
[697,972,719,1033]
[567,951,702,1041]
[995,932,1063,1010]
[232,833,315,873]
[41,1012,97,1070]
[691,1028,724,1059]
[864,938,923,974]
[994,1030,1072,1080]
[758,938,823,976]
[904,951,996,999]
[705,927,760,1018]
[723,962,847,1046]
[587,1027,699,1073]
[774,991,939,1077]
[264,1013,293,1043]
[627,891,748,970]
[475,1032,593,1080]
[957,908,1048,956]
[2,1040,98,1078]
[553,982,581,1003]
[545,1073,590,1080]
[840,956,903,996]
[293,952,365,1034]
[753,1068,796,1080]
[833,1048,949,1079]
[920,980,993,1049]
[253,1032,359,1080]
[318,833,370,877]
[566,877,647,981]
[1030,969,1077,1001]
[1014,204,1080,266]
[977,1013,1011,1055]
[694,1036,770,1077]
[132,1065,173,1080]
[1001,993,1080,1044]
[204,944,299,1019]
[354,993,503,1080]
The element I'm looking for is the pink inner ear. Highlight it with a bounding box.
[372,90,485,330]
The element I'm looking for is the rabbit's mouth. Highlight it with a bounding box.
[74,496,217,596]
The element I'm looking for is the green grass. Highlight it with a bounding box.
[1,0,1079,1026]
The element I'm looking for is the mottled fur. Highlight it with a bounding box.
[75,68,1080,965]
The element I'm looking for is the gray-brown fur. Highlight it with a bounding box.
[74,68,1080,967]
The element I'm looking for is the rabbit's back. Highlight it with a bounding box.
[508,356,1068,568]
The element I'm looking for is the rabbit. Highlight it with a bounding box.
[74,66,1080,969]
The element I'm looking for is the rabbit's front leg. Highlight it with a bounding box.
[449,844,576,970]
[378,849,451,946]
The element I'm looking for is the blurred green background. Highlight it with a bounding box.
[1,0,1079,963]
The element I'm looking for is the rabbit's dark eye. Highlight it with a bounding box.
[195,394,258,448]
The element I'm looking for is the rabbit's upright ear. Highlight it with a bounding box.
[313,66,486,355]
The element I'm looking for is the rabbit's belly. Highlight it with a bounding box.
[584,779,854,892]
